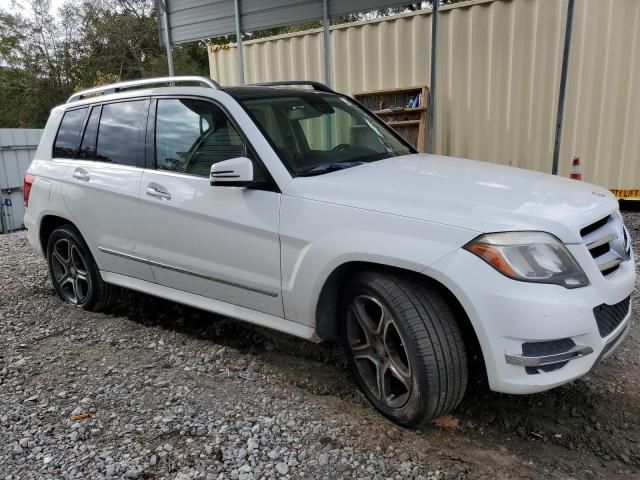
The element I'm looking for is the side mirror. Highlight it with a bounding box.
[210,157,254,187]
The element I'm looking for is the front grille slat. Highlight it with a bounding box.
[579,214,629,277]
[586,233,615,251]
[589,242,610,259]
[580,216,609,237]
[598,257,622,272]
[593,296,631,337]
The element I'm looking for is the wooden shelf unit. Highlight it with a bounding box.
[354,86,429,152]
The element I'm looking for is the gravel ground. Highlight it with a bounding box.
[1,210,639,480]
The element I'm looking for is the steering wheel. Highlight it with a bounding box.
[331,143,351,152]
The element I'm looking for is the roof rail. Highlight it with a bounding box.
[247,81,335,93]
[67,76,220,103]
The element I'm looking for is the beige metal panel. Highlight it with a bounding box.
[208,0,640,190]
[330,13,432,93]
[208,45,238,85]
[560,0,640,189]
[435,0,566,175]
[247,32,323,84]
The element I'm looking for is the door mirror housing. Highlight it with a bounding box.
[210,157,255,187]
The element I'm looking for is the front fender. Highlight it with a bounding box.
[279,195,479,327]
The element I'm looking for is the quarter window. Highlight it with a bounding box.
[96,100,147,166]
[53,108,87,158]
[155,99,249,177]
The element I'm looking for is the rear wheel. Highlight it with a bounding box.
[341,270,468,427]
[46,225,114,312]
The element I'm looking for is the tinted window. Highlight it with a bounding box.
[53,108,87,158]
[96,100,146,166]
[155,99,248,178]
[77,106,101,160]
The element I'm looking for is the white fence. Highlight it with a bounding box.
[0,129,43,233]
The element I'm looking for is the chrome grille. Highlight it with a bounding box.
[580,214,631,277]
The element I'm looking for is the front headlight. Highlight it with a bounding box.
[464,232,589,289]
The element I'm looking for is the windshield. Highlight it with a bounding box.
[239,93,413,175]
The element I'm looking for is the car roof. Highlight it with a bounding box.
[222,86,335,100]
[60,85,335,112]
[62,77,338,108]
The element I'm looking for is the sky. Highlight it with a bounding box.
[0,0,67,15]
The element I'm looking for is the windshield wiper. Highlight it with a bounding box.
[297,161,365,177]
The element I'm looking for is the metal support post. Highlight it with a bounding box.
[427,0,439,154]
[323,0,331,86]
[552,0,575,175]
[234,0,245,84]
[158,0,175,76]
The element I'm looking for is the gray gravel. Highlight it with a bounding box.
[1,210,639,479]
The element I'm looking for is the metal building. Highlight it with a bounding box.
[156,0,440,149]
[0,129,42,233]
[207,0,640,196]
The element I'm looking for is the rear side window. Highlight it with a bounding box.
[77,106,101,160]
[96,100,147,166]
[53,108,88,158]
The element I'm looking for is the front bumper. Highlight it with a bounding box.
[504,343,594,368]
[426,244,635,394]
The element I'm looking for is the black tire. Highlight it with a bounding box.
[341,270,468,427]
[46,225,114,312]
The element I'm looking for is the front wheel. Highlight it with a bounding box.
[341,271,468,427]
[46,225,114,312]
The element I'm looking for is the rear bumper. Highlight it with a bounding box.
[24,211,43,256]
[426,247,635,394]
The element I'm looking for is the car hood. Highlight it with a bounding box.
[283,154,618,243]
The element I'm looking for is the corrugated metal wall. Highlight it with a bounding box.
[208,0,640,190]
[560,0,640,185]
[0,128,43,232]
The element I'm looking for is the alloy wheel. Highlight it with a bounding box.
[346,294,413,409]
[50,238,91,305]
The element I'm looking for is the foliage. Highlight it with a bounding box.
[0,0,81,127]
[0,0,211,128]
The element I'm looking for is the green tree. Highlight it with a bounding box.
[0,0,81,126]
[0,0,210,127]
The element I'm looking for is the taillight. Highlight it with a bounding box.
[23,174,35,207]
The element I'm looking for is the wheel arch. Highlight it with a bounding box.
[39,214,78,255]
[314,261,485,378]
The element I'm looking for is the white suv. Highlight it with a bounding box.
[24,76,635,427]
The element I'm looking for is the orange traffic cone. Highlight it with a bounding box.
[570,157,582,181]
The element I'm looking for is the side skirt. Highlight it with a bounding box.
[100,271,319,341]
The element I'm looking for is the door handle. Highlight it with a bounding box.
[145,184,171,200]
[72,168,90,182]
